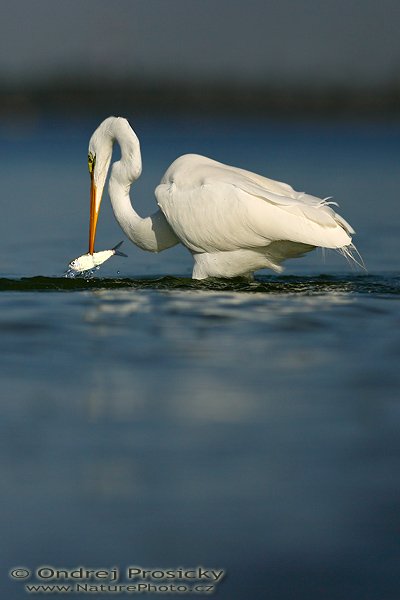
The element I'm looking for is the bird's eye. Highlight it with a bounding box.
[88,152,96,174]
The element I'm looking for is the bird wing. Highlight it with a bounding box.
[155,154,354,254]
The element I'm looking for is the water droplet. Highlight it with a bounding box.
[64,268,77,279]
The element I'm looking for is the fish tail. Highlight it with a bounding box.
[113,241,128,257]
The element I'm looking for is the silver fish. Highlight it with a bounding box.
[68,241,127,273]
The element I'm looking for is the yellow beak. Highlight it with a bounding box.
[89,177,99,255]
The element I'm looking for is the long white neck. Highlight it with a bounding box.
[108,162,178,253]
[101,118,179,252]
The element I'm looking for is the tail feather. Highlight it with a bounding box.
[337,243,366,270]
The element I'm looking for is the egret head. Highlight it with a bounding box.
[87,116,141,254]
[87,118,114,254]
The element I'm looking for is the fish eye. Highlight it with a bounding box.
[88,152,96,174]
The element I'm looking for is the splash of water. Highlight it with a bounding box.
[64,266,101,280]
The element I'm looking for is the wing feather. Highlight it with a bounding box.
[155,154,354,254]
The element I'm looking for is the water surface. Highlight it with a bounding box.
[1,116,399,599]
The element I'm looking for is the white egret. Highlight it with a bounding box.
[88,116,359,279]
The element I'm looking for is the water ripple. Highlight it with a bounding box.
[0,273,399,295]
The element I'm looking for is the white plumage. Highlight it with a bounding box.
[87,116,358,279]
